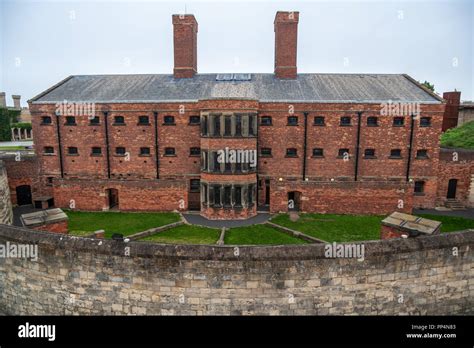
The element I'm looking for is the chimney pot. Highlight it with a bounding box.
[172,14,198,78]
[12,95,21,109]
[274,11,299,79]
[0,92,6,108]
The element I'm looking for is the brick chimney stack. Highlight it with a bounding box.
[172,14,198,79]
[442,91,461,131]
[274,11,299,79]
[12,95,21,109]
[0,92,5,108]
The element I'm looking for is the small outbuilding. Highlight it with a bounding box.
[381,212,441,239]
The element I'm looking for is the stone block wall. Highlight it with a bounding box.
[0,161,13,225]
[0,225,472,315]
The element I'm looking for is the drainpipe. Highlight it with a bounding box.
[154,112,160,179]
[406,114,415,182]
[303,112,308,181]
[354,111,363,181]
[255,113,259,206]
[55,114,64,178]
[104,112,111,179]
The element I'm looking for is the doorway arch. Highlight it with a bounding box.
[288,191,302,211]
[16,185,32,206]
[107,188,119,210]
[447,179,458,199]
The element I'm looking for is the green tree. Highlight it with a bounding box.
[0,107,21,141]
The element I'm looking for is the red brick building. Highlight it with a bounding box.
[28,11,447,220]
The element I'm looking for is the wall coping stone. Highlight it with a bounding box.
[0,224,472,261]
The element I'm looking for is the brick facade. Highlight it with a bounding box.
[437,148,474,208]
[23,11,455,220]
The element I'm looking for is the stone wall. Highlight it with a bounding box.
[0,224,472,315]
[458,107,474,127]
[0,162,13,224]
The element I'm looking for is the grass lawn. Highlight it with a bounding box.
[141,225,220,244]
[440,120,474,149]
[224,224,307,245]
[418,214,474,233]
[0,146,25,151]
[66,211,181,238]
[271,213,474,242]
[271,214,384,242]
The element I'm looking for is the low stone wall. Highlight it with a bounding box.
[0,224,472,315]
[0,162,13,225]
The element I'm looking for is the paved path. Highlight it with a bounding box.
[414,208,474,220]
[0,140,33,147]
[182,212,271,228]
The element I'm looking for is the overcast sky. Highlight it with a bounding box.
[0,0,472,106]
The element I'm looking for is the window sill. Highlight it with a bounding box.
[89,123,101,126]
[139,154,151,157]
[389,156,403,159]
[113,123,126,126]
[286,124,299,127]
[259,124,273,126]
[312,155,324,159]
[416,157,429,160]
[313,124,325,127]
[260,154,272,158]
[91,154,103,157]
[189,154,201,157]
[43,153,56,156]
[114,154,127,157]
[367,124,379,127]
[64,124,77,126]
[392,125,405,127]
[364,156,377,159]
[336,156,350,159]
[188,123,200,126]
[164,154,177,157]
[420,125,431,128]
[40,123,53,126]
[285,155,298,158]
[66,154,79,156]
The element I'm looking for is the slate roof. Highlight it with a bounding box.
[30,73,443,104]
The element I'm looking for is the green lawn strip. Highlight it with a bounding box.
[140,224,220,244]
[0,146,25,150]
[417,214,474,233]
[224,224,308,245]
[440,120,474,149]
[271,213,474,242]
[66,211,181,238]
[270,213,384,243]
